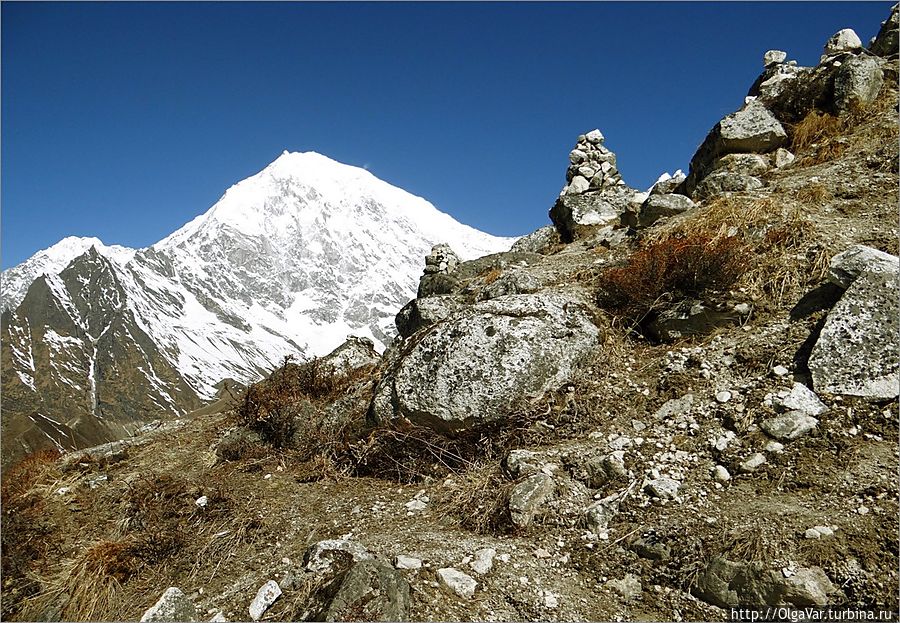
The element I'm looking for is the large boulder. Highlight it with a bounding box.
[509,225,559,255]
[809,256,899,399]
[682,99,787,195]
[694,558,836,608]
[550,192,627,242]
[694,171,764,200]
[823,28,863,57]
[321,336,380,371]
[633,193,696,228]
[323,560,410,622]
[833,56,885,112]
[827,244,898,288]
[870,3,899,58]
[395,296,468,339]
[371,293,600,432]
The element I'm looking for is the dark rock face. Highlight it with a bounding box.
[869,3,899,58]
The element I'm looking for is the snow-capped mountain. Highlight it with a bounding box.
[1,151,514,462]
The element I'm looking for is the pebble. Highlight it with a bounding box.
[773,365,790,376]
[857,506,870,515]
[534,548,551,559]
[195,496,209,508]
[739,453,767,473]
[713,465,731,482]
[248,581,281,621]
[437,568,478,599]
[764,441,785,453]
[716,390,733,403]
[395,555,423,570]
[470,548,496,575]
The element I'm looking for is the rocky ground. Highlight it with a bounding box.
[2,9,898,623]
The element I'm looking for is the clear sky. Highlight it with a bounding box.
[2,1,892,268]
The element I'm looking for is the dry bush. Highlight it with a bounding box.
[236,357,373,449]
[439,463,516,534]
[481,267,502,285]
[795,183,833,205]
[595,234,748,328]
[791,109,845,151]
[1,449,63,585]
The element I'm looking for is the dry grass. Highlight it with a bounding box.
[481,267,502,285]
[439,463,517,534]
[795,183,833,205]
[595,234,748,329]
[646,195,831,307]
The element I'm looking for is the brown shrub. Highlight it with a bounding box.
[791,109,845,151]
[595,235,748,327]
[482,267,502,285]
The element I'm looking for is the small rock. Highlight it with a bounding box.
[543,590,560,609]
[249,580,281,621]
[645,477,680,500]
[773,148,795,169]
[394,555,422,570]
[469,548,496,575]
[772,365,790,377]
[509,473,555,528]
[764,49,788,66]
[607,573,643,601]
[654,394,694,420]
[715,390,733,404]
[857,506,869,515]
[805,528,822,539]
[534,548,551,559]
[824,28,863,55]
[814,525,835,537]
[713,465,731,482]
[437,567,477,599]
[778,383,828,417]
[761,412,819,441]
[195,496,209,508]
[764,441,785,453]
[739,453,767,473]
[208,612,227,622]
[405,499,428,512]
[585,129,604,144]
[141,587,199,622]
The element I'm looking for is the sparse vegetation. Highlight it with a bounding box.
[595,234,748,329]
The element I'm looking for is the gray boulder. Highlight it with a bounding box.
[417,273,461,298]
[322,336,379,371]
[371,293,600,432]
[833,56,884,112]
[694,171,764,200]
[684,99,787,194]
[809,266,899,399]
[323,560,410,622]
[478,270,542,301]
[304,538,373,573]
[695,558,836,608]
[869,3,899,58]
[761,412,819,441]
[710,152,771,176]
[509,225,560,255]
[550,192,627,242]
[773,147,796,168]
[140,587,198,622]
[650,170,686,195]
[828,244,898,288]
[395,296,467,338]
[764,50,788,66]
[636,193,696,228]
[823,28,863,56]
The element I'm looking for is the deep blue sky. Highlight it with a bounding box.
[2,2,892,268]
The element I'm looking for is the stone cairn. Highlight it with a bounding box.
[561,129,627,196]
[423,244,460,276]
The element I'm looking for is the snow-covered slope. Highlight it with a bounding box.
[2,237,135,311]
[2,151,514,460]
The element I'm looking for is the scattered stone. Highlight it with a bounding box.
[194,496,208,508]
[713,465,731,482]
[805,526,835,540]
[585,493,620,532]
[773,365,790,377]
[645,477,680,500]
[534,548,552,559]
[469,548,496,575]
[140,587,199,622]
[739,453,767,473]
[542,590,560,609]
[394,555,422,570]
[857,506,870,515]
[509,473,555,528]
[505,449,542,478]
[249,580,281,621]
[633,536,671,561]
[824,28,863,56]
[715,390,733,404]
[695,558,835,607]
[764,50,788,66]
[827,244,898,289]
[323,560,410,622]
[437,567,477,599]
[762,411,819,441]
[607,573,643,601]
[765,440,785,453]
[208,612,226,622]
[776,383,827,416]
[773,147,795,168]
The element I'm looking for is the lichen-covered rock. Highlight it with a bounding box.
[694,558,836,608]
[304,538,373,573]
[549,193,627,242]
[869,3,899,58]
[823,28,863,56]
[322,336,380,371]
[809,266,899,399]
[833,56,884,112]
[635,193,696,228]
[710,152,771,176]
[683,99,787,195]
[140,587,198,622]
[477,270,542,301]
[417,273,461,298]
[509,225,559,255]
[395,296,467,338]
[371,293,600,432]
[323,560,410,622]
[761,411,819,441]
[509,473,555,528]
[694,171,764,200]
[828,245,899,288]
[423,244,460,275]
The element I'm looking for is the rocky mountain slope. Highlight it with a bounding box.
[1,152,513,464]
[1,6,897,622]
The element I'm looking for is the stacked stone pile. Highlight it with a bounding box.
[561,129,626,196]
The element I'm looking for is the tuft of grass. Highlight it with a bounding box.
[791,109,845,152]
[595,234,748,329]
[481,267,502,285]
[439,463,516,534]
